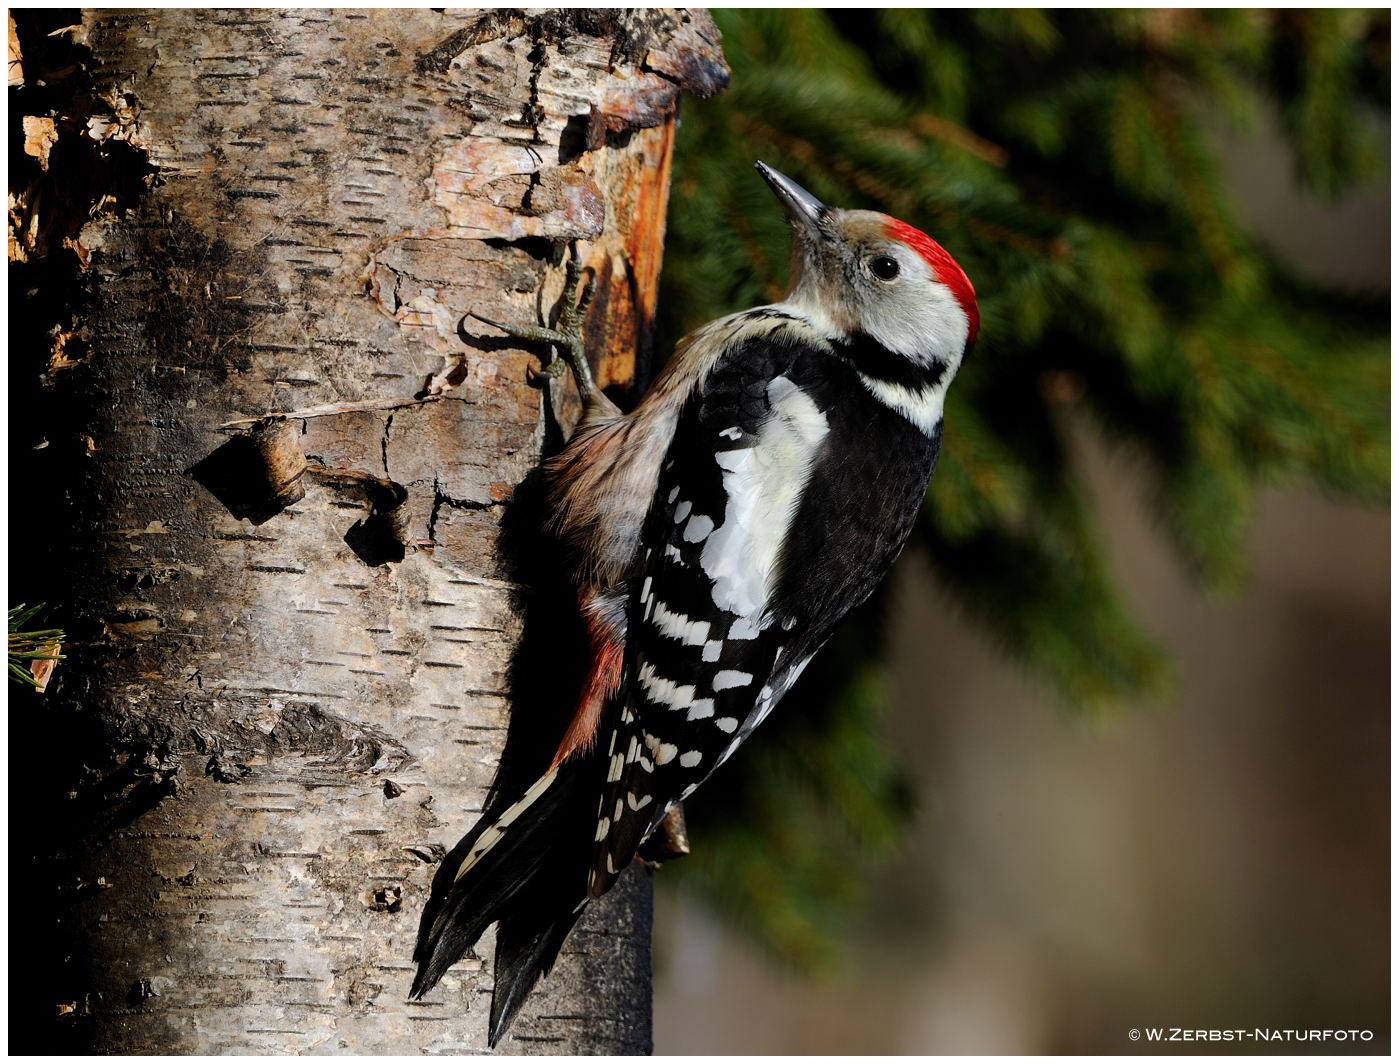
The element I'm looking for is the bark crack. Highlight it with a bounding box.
[427,475,495,545]
[522,27,547,139]
[381,411,394,477]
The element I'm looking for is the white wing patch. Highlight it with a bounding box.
[728,616,763,640]
[700,378,829,618]
[651,600,711,647]
[645,734,679,765]
[637,661,697,711]
[686,698,715,720]
[713,669,753,691]
[682,514,715,543]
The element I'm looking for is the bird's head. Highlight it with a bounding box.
[756,161,978,370]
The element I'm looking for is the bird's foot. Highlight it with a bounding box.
[637,803,690,866]
[472,247,599,397]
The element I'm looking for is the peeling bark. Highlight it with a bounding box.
[11,8,726,1054]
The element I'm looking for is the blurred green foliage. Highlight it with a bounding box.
[656,9,1389,967]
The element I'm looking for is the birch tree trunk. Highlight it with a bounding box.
[11,8,726,1054]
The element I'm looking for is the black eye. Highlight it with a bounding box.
[870,255,900,281]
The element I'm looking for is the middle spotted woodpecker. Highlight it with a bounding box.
[412,162,979,1043]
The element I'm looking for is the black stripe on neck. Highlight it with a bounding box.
[833,331,949,392]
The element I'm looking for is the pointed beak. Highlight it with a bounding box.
[755,161,826,236]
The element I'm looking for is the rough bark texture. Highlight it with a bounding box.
[11,8,726,1055]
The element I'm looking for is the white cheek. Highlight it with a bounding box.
[861,283,969,367]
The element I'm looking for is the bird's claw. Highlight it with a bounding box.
[556,253,597,335]
[471,245,599,398]
[470,313,571,349]
[525,357,569,385]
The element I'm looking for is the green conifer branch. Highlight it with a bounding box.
[655,8,1388,965]
[9,603,65,687]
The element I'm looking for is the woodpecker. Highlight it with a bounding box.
[411,162,978,1044]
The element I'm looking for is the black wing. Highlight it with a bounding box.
[586,325,943,896]
[586,331,810,894]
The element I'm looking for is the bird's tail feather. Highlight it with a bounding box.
[488,906,586,1046]
[410,761,591,1006]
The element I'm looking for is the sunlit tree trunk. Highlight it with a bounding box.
[11,8,725,1053]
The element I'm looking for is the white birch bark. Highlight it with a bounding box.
[11,8,726,1054]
